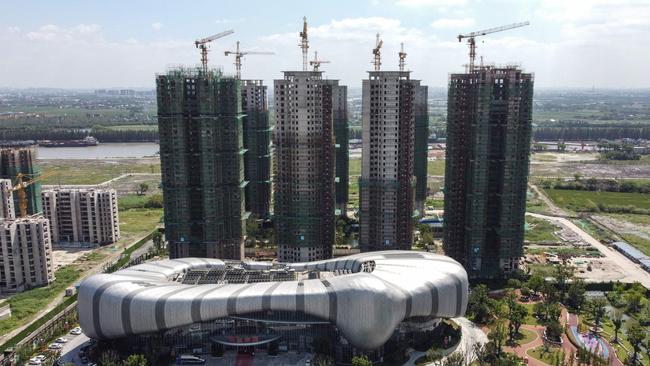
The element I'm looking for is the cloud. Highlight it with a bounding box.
[396,0,467,7]
[7,26,20,34]
[24,24,102,42]
[430,17,475,29]
[151,22,163,31]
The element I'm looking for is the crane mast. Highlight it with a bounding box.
[299,17,309,71]
[309,51,330,72]
[9,171,56,218]
[194,29,234,74]
[398,42,407,71]
[457,21,529,73]
[372,33,383,71]
[224,41,274,79]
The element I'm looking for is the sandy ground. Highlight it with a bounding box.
[530,161,650,178]
[592,215,650,241]
[51,247,95,269]
[532,152,599,163]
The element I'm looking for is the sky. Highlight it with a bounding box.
[1,0,649,89]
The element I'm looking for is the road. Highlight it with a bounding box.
[527,212,650,288]
[58,333,90,365]
[402,317,488,365]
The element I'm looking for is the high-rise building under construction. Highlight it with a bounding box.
[156,67,247,260]
[414,86,429,216]
[443,66,533,278]
[0,145,42,216]
[274,71,335,262]
[324,80,349,216]
[241,80,272,219]
[360,71,423,252]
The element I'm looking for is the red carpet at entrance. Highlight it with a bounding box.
[235,354,253,366]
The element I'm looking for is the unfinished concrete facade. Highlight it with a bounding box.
[241,80,272,219]
[444,66,534,278]
[274,71,335,262]
[42,188,120,245]
[0,179,15,220]
[0,146,42,216]
[359,71,419,252]
[414,85,429,216]
[157,68,247,260]
[0,216,54,293]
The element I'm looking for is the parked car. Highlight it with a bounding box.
[35,355,47,362]
[176,354,206,364]
[70,327,82,335]
[28,358,42,365]
[48,343,63,350]
[55,337,68,343]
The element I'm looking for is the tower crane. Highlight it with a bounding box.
[194,30,234,74]
[9,171,57,218]
[299,17,309,71]
[309,51,330,72]
[457,21,529,73]
[224,41,274,79]
[372,33,383,71]
[398,42,407,71]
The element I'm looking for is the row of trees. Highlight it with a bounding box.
[0,127,159,142]
[534,126,650,141]
[540,177,650,194]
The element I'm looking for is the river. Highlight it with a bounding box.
[36,142,159,159]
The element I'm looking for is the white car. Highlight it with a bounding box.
[35,355,47,361]
[55,337,68,343]
[70,327,82,335]
[28,358,42,365]
[48,343,63,350]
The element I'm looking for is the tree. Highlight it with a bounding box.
[510,303,528,337]
[99,350,121,366]
[468,284,496,324]
[545,319,563,343]
[627,321,644,366]
[624,291,643,313]
[351,355,372,366]
[554,263,575,300]
[587,298,608,332]
[565,279,586,311]
[136,182,149,196]
[124,354,148,366]
[527,275,545,297]
[151,230,163,253]
[314,356,334,366]
[610,307,625,344]
[442,352,467,366]
[488,320,508,358]
[558,142,567,151]
[472,343,489,366]
[643,334,650,365]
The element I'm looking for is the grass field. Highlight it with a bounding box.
[545,189,650,211]
[0,266,81,335]
[348,158,445,176]
[525,216,561,243]
[39,159,160,185]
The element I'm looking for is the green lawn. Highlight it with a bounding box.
[526,263,557,278]
[525,216,561,243]
[619,233,650,257]
[0,266,81,335]
[40,159,160,185]
[119,208,163,237]
[104,124,158,131]
[545,189,650,211]
[527,346,566,365]
[513,328,538,346]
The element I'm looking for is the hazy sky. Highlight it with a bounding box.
[1,0,649,89]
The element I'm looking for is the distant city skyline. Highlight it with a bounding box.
[1,0,649,89]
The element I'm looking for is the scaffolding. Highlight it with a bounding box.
[413,85,429,216]
[443,66,534,278]
[241,80,272,219]
[156,67,247,260]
